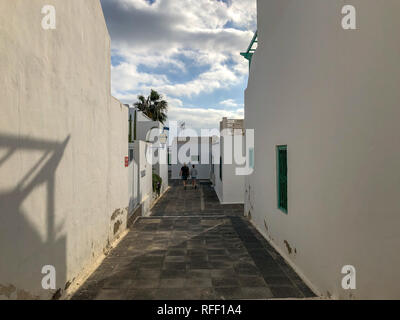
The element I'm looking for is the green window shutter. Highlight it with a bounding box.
[249,148,254,169]
[276,145,288,213]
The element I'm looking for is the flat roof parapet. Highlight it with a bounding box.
[220,117,244,135]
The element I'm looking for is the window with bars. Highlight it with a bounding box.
[276,145,288,213]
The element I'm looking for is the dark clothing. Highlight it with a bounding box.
[181,166,189,177]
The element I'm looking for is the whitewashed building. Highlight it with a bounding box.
[127,108,169,215]
[0,0,129,299]
[243,0,400,299]
[213,118,245,204]
[128,141,153,217]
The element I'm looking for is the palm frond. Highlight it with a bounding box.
[133,89,168,124]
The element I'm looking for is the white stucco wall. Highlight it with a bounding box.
[0,0,129,299]
[132,141,153,217]
[213,149,223,202]
[129,108,164,142]
[128,108,169,197]
[213,135,245,205]
[245,0,400,299]
[153,145,169,194]
[128,143,139,214]
[221,135,245,204]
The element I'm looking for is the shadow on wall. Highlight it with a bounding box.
[0,133,70,300]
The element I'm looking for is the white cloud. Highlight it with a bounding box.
[167,104,244,133]
[219,99,242,108]
[226,0,257,30]
[101,0,255,132]
[101,0,256,100]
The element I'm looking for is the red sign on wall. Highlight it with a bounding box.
[125,156,129,167]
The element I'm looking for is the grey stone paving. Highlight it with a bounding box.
[152,180,244,217]
[72,180,316,300]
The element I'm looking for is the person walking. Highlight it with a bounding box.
[190,165,198,189]
[180,163,189,190]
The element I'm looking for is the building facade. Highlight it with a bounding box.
[244,0,400,299]
[0,0,129,299]
[127,108,169,216]
[213,118,246,204]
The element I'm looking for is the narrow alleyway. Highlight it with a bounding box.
[72,181,316,300]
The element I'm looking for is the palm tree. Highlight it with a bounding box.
[134,89,168,124]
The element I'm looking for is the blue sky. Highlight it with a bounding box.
[100,0,257,131]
